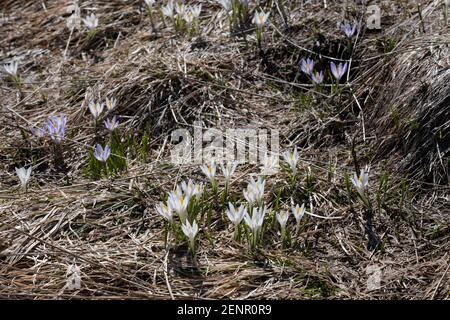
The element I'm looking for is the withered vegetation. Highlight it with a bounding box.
[0,0,448,299]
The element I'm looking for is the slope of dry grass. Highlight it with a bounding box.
[0,0,449,299]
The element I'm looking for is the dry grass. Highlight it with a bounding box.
[0,0,449,299]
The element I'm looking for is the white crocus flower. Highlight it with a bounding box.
[156,202,173,222]
[244,206,266,245]
[4,60,18,76]
[350,166,370,197]
[16,166,32,190]
[226,203,246,226]
[276,210,290,231]
[260,154,279,176]
[162,0,174,18]
[252,10,270,28]
[105,97,116,111]
[200,162,217,184]
[175,2,186,17]
[144,0,155,8]
[181,179,197,199]
[167,190,190,223]
[181,219,199,252]
[227,203,246,240]
[218,0,232,12]
[220,161,238,184]
[82,13,98,29]
[190,4,202,18]
[183,10,194,25]
[243,188,257,205]
[243,177,265,206]
[88,100,104,119]
[282,148,299,175]
[194,182,204,199]
[181,180,203,200]
[292,203,306,225]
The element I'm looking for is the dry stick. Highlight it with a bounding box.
[163,250,175,300]
[431,260,450,299]
[305,210,343,220]
[6,225,97,266]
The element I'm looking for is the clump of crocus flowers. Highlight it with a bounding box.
[156,148,318,254]
[156,178,204,255]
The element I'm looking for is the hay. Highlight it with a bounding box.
[0,0,449,299]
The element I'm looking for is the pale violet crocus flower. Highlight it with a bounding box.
[330,61,348,82]
[156,201,173,222]
[181,219,199,253]
[31,125,46,138]
[16,166,32,190]
[260,154,279,176]
[93,144,111,162]
[162,0,174,18]
[252,10,270,28]
[200,162,217,186]
[350,166,370,199]
[341,22,357,38]
[167,190,190,223]
[226,203,246,239]
[220,161,238,185]
[282,148,299,175]
[311,70,324,85]
[244,206,266,246]
[46,115,67,143]
[105,97,116,111]
[276,210,290,240]
[88,100,104,119]
[82,13,98,29]
[104,116,119,131]
[292,203,306,234]
[300,58,315,75]
[4,60,18,76]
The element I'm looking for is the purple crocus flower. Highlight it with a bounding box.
[93,144,111,162]
[300,58,315,75]
[31,125,46,138]
[46,115,67,143]
[104,116,119,131]
[311,70,324,84]
[330,62,348,81]
[341,22,357,38]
